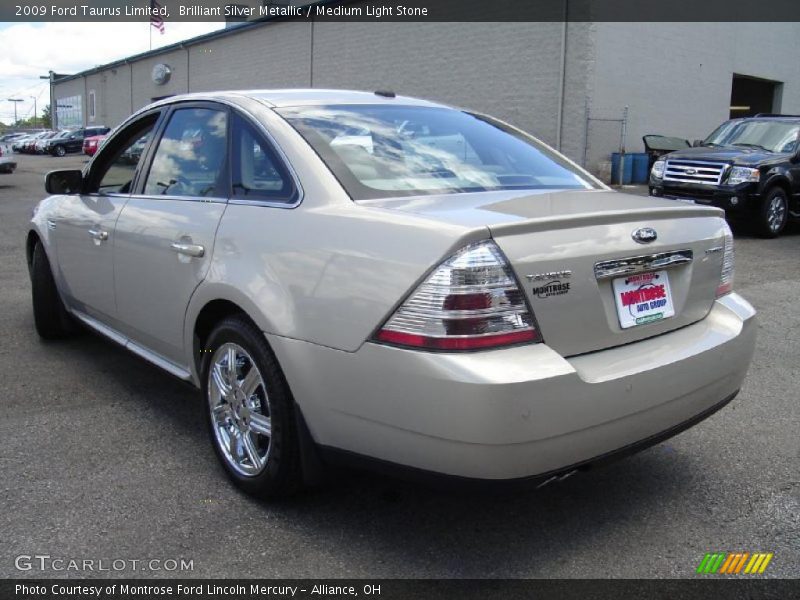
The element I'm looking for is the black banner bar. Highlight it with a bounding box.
[2,579,799,600]
[4,0,800,22]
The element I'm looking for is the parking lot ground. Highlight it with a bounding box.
[1,154,798,578]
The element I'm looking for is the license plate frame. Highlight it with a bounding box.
[612,270,675,329]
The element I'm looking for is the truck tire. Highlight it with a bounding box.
[756,187,788,238]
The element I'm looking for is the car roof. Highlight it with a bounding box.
[739,116,800,123]
[147,89,448,109]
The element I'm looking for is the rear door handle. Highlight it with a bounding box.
[170,241,205,258]
[88,228,108,241]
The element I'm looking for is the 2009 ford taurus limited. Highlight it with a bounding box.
[28,90,756,498]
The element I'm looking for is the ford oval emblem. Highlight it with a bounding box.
[632,227,658,244]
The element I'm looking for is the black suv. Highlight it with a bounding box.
[649,115,800,237]
[46,126,110,157]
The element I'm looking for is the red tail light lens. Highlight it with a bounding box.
[375,240,541,351]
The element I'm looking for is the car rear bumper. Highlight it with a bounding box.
[269,293,756,481]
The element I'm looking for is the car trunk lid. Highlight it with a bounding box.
[359,189,728,356]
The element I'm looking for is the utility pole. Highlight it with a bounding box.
[7,98,22,126]
[30,95,37,129]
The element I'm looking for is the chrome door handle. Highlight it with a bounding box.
[88,228,108,241]
[170,241,205,258]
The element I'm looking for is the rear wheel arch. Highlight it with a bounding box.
[192,299,257,373]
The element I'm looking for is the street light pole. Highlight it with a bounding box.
[30,96,37,129]
[7,98,22,125]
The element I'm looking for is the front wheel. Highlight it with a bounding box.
[53,145,66,157]
[31,242,76,339]
[756,187,788,238]
[201,316,302,498]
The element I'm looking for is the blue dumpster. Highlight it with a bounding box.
[631,153,650,183]
[610,153,633,185]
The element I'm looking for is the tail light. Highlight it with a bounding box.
[716,221,735,297]
[375,240,541,351]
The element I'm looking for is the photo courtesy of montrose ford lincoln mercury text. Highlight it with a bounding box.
[26,90,756,498]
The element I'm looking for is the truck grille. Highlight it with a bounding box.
[663,160,728,185]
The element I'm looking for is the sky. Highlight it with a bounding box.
[0,21,225,125]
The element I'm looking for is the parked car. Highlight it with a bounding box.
[0,146,16,173]
[28,90,756,498]
[649,114,800,237]
[45,126,110,157]
[34,131,60,154]
[83,134,108,156]
[0,132,26,143]
[13,131,49,153]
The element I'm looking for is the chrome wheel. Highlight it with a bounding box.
[207,343,272,477]
[767,195,787,232]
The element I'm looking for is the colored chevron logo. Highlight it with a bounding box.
[696,552,773,574]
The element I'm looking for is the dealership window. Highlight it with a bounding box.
[55,95,82,128]
[88,90,96,122]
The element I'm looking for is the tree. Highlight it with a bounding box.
[41,104,52,129]
[12,104,52,129]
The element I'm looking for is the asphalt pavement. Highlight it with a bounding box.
[1,154,798,578]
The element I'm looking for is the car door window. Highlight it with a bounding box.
[144,107,228,198]
[89,116,158,195]
[231,113,296,203]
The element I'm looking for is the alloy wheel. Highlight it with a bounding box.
[767,195,787,232]
[207,343,272,476]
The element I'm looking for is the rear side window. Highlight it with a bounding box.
[230,113,297,203]
[144,107,228,198]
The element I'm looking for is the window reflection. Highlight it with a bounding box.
[144,108,228,198]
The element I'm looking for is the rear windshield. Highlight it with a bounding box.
[277,104,596,200]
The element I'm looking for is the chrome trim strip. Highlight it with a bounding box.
[594,250,693,280]
[71,310,192,381]
[663,159,728,186]
[394,307,528,320]
[126,341,192,381]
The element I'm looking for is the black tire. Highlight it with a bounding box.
[53,145,66,157]
[755,187,789,238]
[201,315,302,498]
[31,242,76,339]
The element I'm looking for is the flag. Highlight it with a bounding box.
[150,0,165,34]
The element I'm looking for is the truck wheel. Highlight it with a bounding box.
[31,242,77,339]
[756,187,788,238]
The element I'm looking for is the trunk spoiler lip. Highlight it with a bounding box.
[487,205,724,236]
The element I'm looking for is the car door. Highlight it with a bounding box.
[65,129,83,153]
[50,113,161,324]
[113,103,229,365]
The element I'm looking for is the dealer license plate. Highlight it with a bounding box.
[612,270,675,329]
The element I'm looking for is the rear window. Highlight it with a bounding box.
[277,104,596,200]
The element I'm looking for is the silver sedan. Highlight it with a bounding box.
[27,90,756,498]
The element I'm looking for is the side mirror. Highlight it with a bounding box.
[692,139,704,147]
[45,169,83,194]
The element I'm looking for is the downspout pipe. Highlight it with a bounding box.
[555,1,568,151]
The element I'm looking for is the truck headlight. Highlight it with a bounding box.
[651,160,665,179]
[727,166,759,185]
